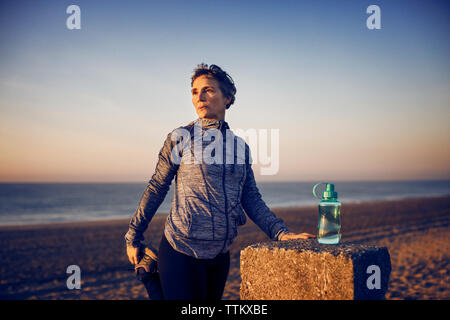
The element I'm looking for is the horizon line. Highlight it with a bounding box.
[0,178,449,184]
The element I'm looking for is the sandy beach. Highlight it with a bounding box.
[0,195,449,300]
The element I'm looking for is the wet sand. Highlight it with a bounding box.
[0,195,449,300]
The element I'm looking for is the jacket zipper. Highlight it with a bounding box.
[220,122,229,252]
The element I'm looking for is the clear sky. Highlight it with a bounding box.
[0,0,449,182]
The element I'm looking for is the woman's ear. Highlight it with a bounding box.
[225,96,232,108]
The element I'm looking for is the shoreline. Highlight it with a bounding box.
[0,195,449,299]
[0,194,448,230]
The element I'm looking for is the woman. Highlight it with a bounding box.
[125,63,314,300]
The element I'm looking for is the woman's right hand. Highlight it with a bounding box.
[127,246,139,265]
[280,232,316,240]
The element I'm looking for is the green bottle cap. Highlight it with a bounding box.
[313,182,338,200]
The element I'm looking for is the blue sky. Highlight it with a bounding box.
[0,0,449,182]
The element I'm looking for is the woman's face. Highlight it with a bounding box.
[191,75,231,120]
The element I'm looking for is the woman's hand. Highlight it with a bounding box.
[127,246,139,265]
[280,232,316,241]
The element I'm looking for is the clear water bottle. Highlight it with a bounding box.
[313,182,341,244]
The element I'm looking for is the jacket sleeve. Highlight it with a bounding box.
[240,146,290,241]
[124,131,180,247]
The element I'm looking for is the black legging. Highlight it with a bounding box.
[158,234,230,300]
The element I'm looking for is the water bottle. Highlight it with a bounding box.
[313,182,341,244]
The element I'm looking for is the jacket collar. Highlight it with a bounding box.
[194,118,229,131]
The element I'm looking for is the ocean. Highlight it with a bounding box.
[0,180,449,225]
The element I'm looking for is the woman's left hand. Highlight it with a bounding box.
[280,232,316,240]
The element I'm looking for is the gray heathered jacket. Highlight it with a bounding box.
[125,118,290,259]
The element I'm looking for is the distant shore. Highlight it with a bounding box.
[0,195,449,299]
[0,193,448,228]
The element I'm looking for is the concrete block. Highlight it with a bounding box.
[240,239,391,300]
